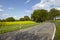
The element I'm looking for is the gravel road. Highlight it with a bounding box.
[0,22,56,40]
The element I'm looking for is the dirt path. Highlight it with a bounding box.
[0,22,56,40]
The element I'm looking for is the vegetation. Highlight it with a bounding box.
[5,17,15,22]
[0,8,60,22]
[54,20,60,40]
[49,8,60,20]
[0,21,37,34]
[20,16,31,21]
[31,9,49,22]
[0,8,60,35]
[31,8,60,22]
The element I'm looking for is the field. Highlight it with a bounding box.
[54,20,60,40]
[0,21,37,34]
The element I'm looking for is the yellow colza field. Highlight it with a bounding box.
[0,21,37,34]
[0,21,36,25]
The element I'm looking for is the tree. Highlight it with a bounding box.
[24,16,30,21]
[31,9,49,22]
[6,17,15,22]
[19,18,24,21]
[19,16,30,21]
[49,8,60,20]
[0,19,1,22]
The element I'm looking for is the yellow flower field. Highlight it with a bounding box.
[0,21,37,34]
[0,21,36,25]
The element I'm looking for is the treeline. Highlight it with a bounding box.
[31,8,60,22]
[0,8,60,22]
[0,16,31,22]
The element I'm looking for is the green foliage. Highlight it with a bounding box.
[24,16,30,21]
[54,20,60,40]
[31,8,60,22]
[6,17,15,22]
[0,21,37,34]
[0,19,1,22]
[31,9,49,22]
[49,8,60,20]
[20,18,25,21]
[20,16,31,21]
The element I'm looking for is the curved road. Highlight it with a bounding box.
[0,22,56,40]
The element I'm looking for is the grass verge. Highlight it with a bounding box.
[0,21,38,34]
[54,20,60,40]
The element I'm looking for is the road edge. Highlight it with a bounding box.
[52,23,56,40]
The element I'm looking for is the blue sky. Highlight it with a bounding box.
[0,0,60,19]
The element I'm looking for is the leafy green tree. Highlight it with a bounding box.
[49,8,60,20]
[19,18,24,21]
[19,16,30,21]
[24,16,30,21]
[6,17,15,22]
[31,9,49,22]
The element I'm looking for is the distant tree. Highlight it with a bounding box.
[49,8,60,20]
[0,19,1,22]
[6,17,15,22]
[31,9,49,22]
[1,19,6,22]
[24,16,30,21]
[19,16,30,21]
[19,18,24,21]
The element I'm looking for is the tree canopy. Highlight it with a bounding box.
[31,8,60,22]
[19,16,31,21]
[6,17,15,22]
[49,8,60,20]
[31,9,49,22]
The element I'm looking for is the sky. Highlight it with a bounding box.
[0,0,60,19]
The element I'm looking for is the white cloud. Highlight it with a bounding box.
[24,10,33,14]
[0,13,9,19]
[8,7,14,10]
[25,0,31,3]
[0,5,3,8]
[25,10,31,13]
[0,8,4,11]
[0,5,3,11]
[32,0,60,10]
[0,13,18,19]
[55,7,60,10]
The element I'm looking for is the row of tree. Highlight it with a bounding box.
[0,8,60,22]
[0,16,31,22]
[31,8,60,22]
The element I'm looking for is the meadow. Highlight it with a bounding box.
[54,20,60,40]
[0,21,37,34]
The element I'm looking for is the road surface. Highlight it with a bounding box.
[0,22,56,40]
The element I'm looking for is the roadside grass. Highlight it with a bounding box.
[54,20,60,40]
[0,21,38,34]
[55,20,60,22]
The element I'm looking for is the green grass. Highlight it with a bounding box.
[54,20,60,40]
[0,21,38,34]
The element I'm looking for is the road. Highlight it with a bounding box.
[0,22,56,40]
